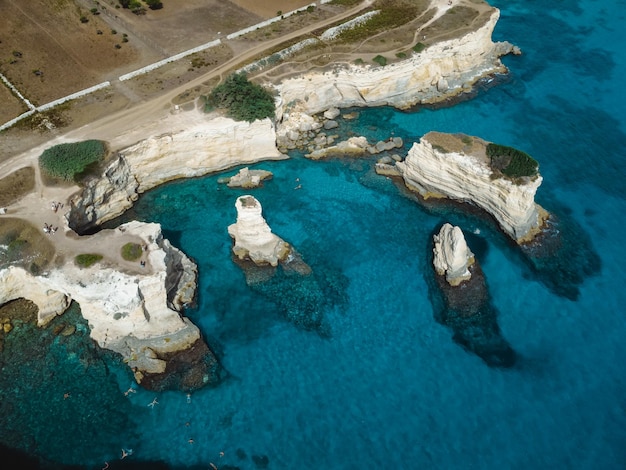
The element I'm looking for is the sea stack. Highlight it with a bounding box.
[430,223,515,367]
[396,132,547,243]
[433,223,475,286]
[227,195,292,267]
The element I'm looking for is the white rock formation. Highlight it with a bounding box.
[306,136,369,159]
[433,223,475,286]
[0,221,201,381]
[227,195,291,266]
[225,167,273,188]
[277,9,515,118]
[69,117,286,231]
[396,132,544,242]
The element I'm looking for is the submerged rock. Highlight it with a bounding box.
[227,195,343,335]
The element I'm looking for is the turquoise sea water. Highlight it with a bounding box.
[2,0,626,468]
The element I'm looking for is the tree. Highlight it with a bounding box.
[207,73,276,122]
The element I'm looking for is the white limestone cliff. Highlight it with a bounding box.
[227,195,291,266]
[433,223,474,286]
[69,117,286,232]
[396,132,545,242]
[277,9,515,119]
[0,221,201,382]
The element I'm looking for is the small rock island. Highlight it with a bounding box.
[431,223,516,367]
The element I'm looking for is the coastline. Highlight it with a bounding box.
[0,0,519,391]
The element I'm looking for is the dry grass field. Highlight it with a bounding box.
[0,81,27,124]
[0,0,314,113]
[0,0,146,104]
[231,0,314,18]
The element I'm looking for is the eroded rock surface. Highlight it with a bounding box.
[433,223,475,286]
[0,221,219,391]
[228,195,292,267]
[397,132,545,242]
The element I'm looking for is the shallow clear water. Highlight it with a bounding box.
[2,0,626,469]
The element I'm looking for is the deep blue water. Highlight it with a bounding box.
[2,0,626,469]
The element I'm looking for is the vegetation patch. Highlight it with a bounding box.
[205,73,275,122]
[372,55,387,66]
[74,253,103,268]
[329,0,362,5]
[121,242,143,261]
[38,140,107,183]
[487,143,538,180]
[412,42,426,53]
[336,0,421,43]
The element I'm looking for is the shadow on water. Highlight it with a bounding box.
[424,223,517,368]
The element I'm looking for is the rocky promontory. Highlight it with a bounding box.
[0,221,220,391]
[395,132,547,243]
[68,117,286,233]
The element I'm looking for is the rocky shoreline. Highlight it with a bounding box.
[1,3,524,390]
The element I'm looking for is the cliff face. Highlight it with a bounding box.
[68,117,285,233]
[277,9,515,117]
[396,132,543,242]
[0,221,217,391]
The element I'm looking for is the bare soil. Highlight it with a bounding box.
[0,0,145,105]
[0,83,27,124]
[0,166,35,207]
[231,0,315,19]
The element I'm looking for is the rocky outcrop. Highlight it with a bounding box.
[277,9,516,118]
[227,195,292,267]
[0,221,218,391]
[221,167,273,189]
[396,132,546,242]
[430,224,516,367]
[433,223,475,286]
[68,117,286,233]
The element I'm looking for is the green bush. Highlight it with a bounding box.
[75,253,103,268]
[206,73,275,122]
[39,140,107,182]
[412,42,426,53]
[373,55,387,66]
[145,0,163,10]
[487,143,538,179]
[121,242,143,261]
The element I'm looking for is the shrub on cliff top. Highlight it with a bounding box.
[487,143,538,179]
[206,73,275,122]
[121,242,143,261]
[39,140,107,183]
[75,253,103,268]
